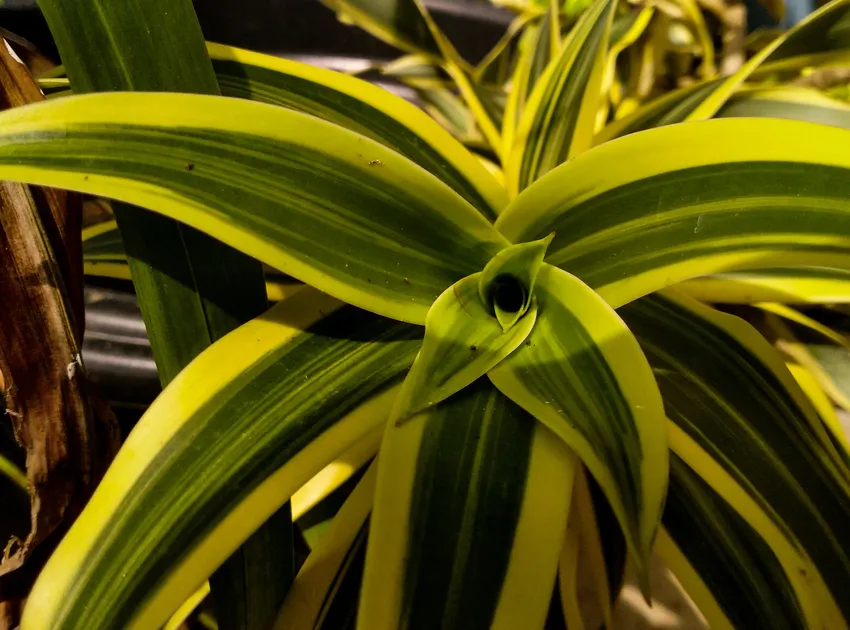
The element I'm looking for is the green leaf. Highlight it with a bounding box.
[36,0,269,384]
[718,86,850,130]
[0,452,27,493]
[0,92,509,324]
[35,1,288,624]
[488,264,668,592]
[360,378,576,630]
[660,456,806,630]
[621,291,850,625]
[22,289,422,630]
[317,0,441,57]
[501,19,553,157]
[81,219,124,262]
[275,464,375,629]
[207,43,507,221]
[594,79,723,144]
[479,235,553,330]
[498,117,850,309]
[597,0,850,141]
[677,268,850,305]
[505,0,617,195]
[392,273,537,424]
[684,0,850,122]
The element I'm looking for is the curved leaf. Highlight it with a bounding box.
[718,86,850,130]
[0,92,510,324]
[498,118,850,309]
[207,43,507,220]
[488,265,668,590]
[360,378,576,630]
[291,427,382,521]
[677,268,850,304]
[594,79,722,144]
[597,7,655,130]
[22,289,422,630]
[506,0,617,195]
[275,463,376,630]
[501,18,552,159]
[392,273,537,424]
[621,291,850,624]
[479,235,553,330]
[660,457,806,630]
[317,0,440,57]
[685,0,850,121]
[597,0,850,141]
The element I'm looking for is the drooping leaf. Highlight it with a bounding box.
[498,118,850,309]
[275,463,375,630]
[488,265,668,591]
[718,85,850,129]
[207,43,507,220]
[0,92,509,324]
[677,268,850,305]
[659,456,805,630]
[391,273,536,424]
[505,0,617,195]
[317,0,441,57]
[684,0,850,121]
[22,289,422,630]
[360,378,576,630]
[621,291,850,625]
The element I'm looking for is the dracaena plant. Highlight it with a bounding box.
[5,0,850,628]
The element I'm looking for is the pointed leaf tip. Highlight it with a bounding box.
[479,234,554,331]
[393,273,536,426]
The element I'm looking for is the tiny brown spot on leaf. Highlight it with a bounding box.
[185,162,194,171]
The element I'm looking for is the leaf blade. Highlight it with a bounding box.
[22,289,422,630]
[360,378,576,630]
[0,92,510,324]
[208,43,507,220]
[505,0,617,195]
[499,117,850,309]
[488,265,668,587]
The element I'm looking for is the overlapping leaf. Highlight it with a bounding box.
[505,0,617,195]
[208,43,506,220]
[0,92,509,324]
[659,457,806,630]
[621,292,850,625]
[23,289,421,630]
[499,118,850,309]
[361,378,576,630]
[488,265,668,590]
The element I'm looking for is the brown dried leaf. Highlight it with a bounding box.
[0,37,120,604]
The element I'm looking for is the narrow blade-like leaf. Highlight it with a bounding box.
[621,291,850,624]
[208,43,507,220]
[22,289,422,630]
[506,0,617,195]
[360,378,576,630]
[0,92,509,324]
[660,456,806,630]
[498,118,850,309]
[275,463,376,630]
[488,264,668,589]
